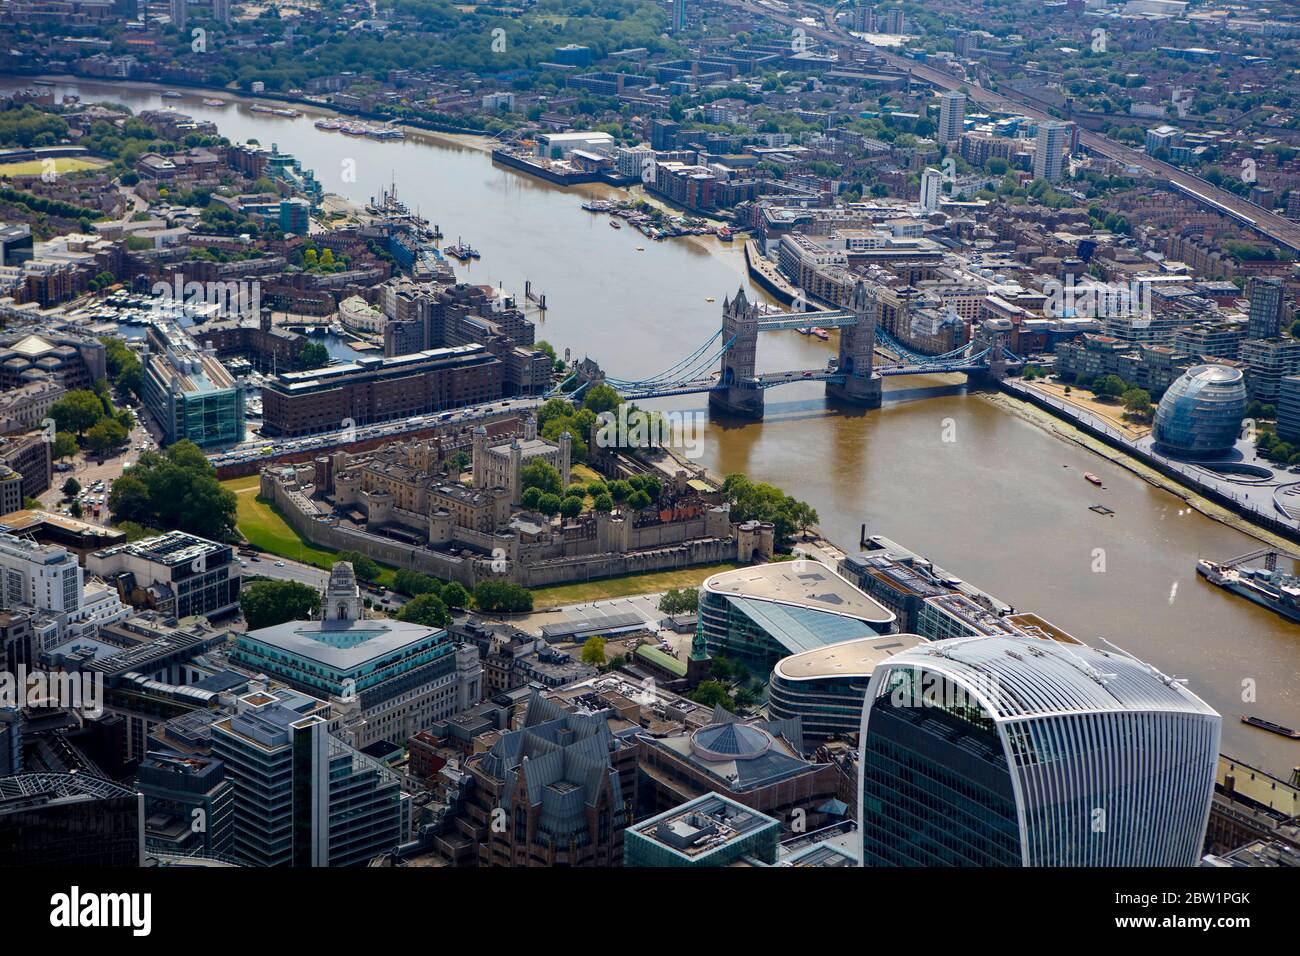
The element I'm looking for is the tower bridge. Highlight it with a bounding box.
[560,281,1022,418]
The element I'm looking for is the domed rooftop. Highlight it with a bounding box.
[1153,363,1247,459]
[689,722,773,762]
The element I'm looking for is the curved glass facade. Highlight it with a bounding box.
[857,638,1222,867]
[1153,364,1247,458]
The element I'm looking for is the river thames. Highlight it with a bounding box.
[16,78,1299,771]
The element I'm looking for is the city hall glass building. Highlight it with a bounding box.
[857,636,1221,867]
[1153,364,1247,459]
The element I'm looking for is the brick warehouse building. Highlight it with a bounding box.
[261,344,503,437]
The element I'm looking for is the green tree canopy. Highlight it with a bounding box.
[395,592,451,629]
[241,580,321,630]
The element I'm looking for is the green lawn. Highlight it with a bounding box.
[0,157,107,176]
[225,475,398,587]
[529,562,740,609]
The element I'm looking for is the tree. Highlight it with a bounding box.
[608,479,632,503]
[688,680,734,712]
[106,441,236,540]
[1091,374,1128,400]
[536,492,562,516]
[658,587,699,615]
[61,477,81,499]
[241,579,321,630]
[297,341,329,370]
[559,495,584,520]
[50,389,105,437]
[440,581,470,609]
[592,492,614,513]
[52,432,78,461]
[627,489,652,510]
[69,500,82,519]
[84,417,128,455]
[473,580,534,613]
[520,486,544,510]
[395,592,451,628]
[582,382,622,415]
[394,569,440,597]
[338,550,381,582]
[581,635,607,666]
[520,460,562,496]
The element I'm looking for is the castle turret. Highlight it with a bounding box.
[471,425,488,489]
[559,430,572,490]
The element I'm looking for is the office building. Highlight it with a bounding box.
[671,0,687,32]
[769,634,924,747]
[211,692,407,867]
[0,705,20,776]
[937,91,965,144]
[1277,374,1300,443]
[919,168,943,214]
[0,224,33,267]
[1240,337,1300,403]
[169,0,186,30]
[0,531,127,646]
[260,344,502,438]
[459,692,632,867]
[693,561,896,678]
[0,773,143,867]
[212,0,229,25]
[624,793,781,867]
[1033,121,1071,184]
[232,562,481,750]
[1246,276,1288,341]
[141,319,244,448]
[138,750,235,858]
[278,198,311,235]
[858,635,1221,866]
[87,531,241,620]
[1153,364,1248,458]
[637,707,847,829]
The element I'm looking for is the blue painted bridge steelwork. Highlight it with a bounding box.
[553,282,1023,418]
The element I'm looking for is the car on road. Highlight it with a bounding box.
[274,561,286,567]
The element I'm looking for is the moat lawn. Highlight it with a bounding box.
[529,563,741,609]
[224,474,397,587]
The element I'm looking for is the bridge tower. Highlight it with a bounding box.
[710,287,765,419]
[827,279,883,409]
[971,318,1013,383]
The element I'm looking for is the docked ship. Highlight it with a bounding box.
[1240,715,1300,739]
[315,118,341,131]
[445,238,480,261]
[1196,558,1300,623]
[203,98,227,107]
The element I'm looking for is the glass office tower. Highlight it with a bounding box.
[858,635,1221,867]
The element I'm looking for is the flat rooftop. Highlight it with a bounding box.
[704,561,894,624]
[628,793,779,860]
[238,617,445,672]
[773,633,925,682]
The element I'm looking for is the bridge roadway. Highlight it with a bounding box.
[723,0,1300,253]
[618,357,993,400]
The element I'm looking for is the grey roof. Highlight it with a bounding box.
[238,617,443,670]
[480,692,623,833]
[884,635,1219,722]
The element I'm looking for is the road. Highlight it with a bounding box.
[728,0,1300,252]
